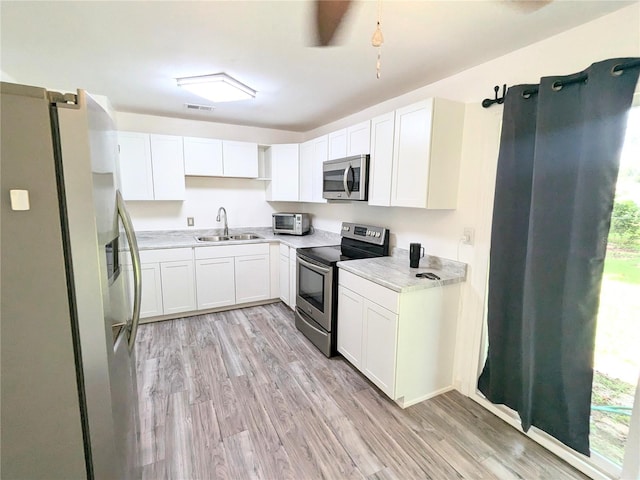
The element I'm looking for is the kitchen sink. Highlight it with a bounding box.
[195,233,262,243]
[196,235,230,242]
[229,234,261,240]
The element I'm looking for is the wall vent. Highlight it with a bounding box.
[184,103,215,112]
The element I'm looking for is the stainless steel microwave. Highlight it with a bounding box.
[272,213,310,235]
[322,154,369,201]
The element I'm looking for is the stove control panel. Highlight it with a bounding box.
[341,222,388,246]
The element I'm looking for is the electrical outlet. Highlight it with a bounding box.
[463,227,475,245]
[187,217,194,227]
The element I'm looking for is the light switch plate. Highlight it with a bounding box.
[187,217,194,227]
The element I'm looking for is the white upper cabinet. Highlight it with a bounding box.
[183,137,223,176]
[117,132,185,201]
[222,140,259,178]
[118,132,154,200]
[265,144,299,201]
[299,135,328,203]
[346,120,371,156]
[390,98,464,209]
[328,129,347,160]
[299,139,314,202]
[327,121,371,160]
[149,134,186,200]
[311,135,328,203]
[368,112,395,207]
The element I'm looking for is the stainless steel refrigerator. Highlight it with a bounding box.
[1,82,142,479]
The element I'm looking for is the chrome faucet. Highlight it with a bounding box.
[216,207,229,237]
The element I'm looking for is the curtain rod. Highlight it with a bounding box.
[482,59,640,108]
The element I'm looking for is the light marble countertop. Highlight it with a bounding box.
[134,228,467,293]
[134,227,341,251]
[338,249,467,292]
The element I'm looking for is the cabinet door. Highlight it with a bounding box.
[149,134,186,200]
[235,254,270,304]
[268,144,299,201]
[195,257,235,309]
[183,137,223,176]
[328,129,347,160]
[391,100,434,208]
[222,140,258,178]
[118,132,154,200]
[289,253,297,309]
[160,260,196,314]
[312,135,328,203]
[337,286,364,368]
[279,254,290,306]
[367,112,394,207]
[125,263,163,318]
[362,299,398,397]
[347,121,371,156]
[299,140,314,202]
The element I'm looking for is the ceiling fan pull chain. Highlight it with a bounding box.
[372,0,384,79]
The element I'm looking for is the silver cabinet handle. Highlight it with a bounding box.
[343,165,352,197]
[297,255,331,274]
[116,190,141,352]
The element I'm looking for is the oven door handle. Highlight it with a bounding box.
[343,165,352,197]
[297,255,331,274]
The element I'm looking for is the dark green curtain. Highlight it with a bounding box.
[478,58,640,456]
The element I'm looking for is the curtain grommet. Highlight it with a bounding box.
[611,65,624,77]
[552,81,563,91]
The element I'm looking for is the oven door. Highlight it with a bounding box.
[296,254,333,331]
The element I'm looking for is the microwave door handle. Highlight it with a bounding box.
[343,165,352,196]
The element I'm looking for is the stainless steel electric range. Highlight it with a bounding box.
[295,222,390,357]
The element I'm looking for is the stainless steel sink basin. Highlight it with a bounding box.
[229,234,261,240]
[195,235,230,242]
[195,233,261,243]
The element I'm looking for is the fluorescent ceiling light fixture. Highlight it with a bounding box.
[176,73,256,102]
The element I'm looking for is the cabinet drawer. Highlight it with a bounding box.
[338,269,399,314]
[123,247,193,265]
[195,243,269,259]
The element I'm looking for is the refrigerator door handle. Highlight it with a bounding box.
[116,190,142,352]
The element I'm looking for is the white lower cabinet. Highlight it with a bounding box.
[279,244,290,305]
[362,299,398,395]
[235,254,270,304]
[338,268,459,407]
[289,249,297,309]
[136,263,163,319]
[160,260,196,314]
[126,248,196,319]
[337,286,365,368]
[337,284,398,396]
[195,257,235,309]
[194,243,271,310]
[128,243,283,319]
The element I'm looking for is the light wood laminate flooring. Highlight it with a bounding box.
[136,303,587,479]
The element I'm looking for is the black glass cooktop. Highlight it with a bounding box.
[297,243,383,266]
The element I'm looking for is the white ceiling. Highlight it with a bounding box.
[1,1,633,132]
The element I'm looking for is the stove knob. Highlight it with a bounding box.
[375,232,381,238]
